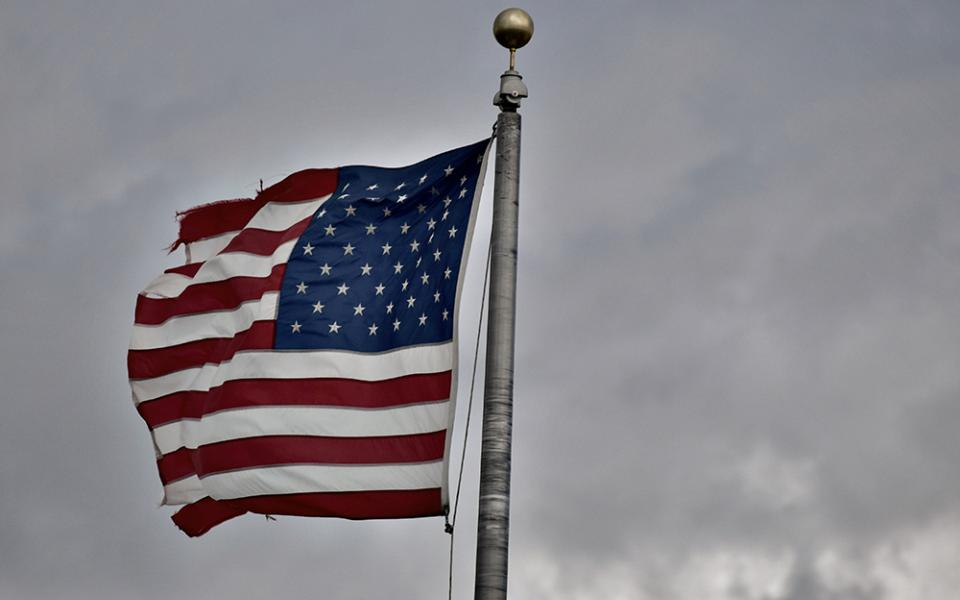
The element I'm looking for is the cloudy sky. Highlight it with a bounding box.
[2,1,960,598]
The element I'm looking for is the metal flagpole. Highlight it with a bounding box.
[474,8,532,600]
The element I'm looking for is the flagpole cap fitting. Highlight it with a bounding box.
[492,9,531,110]
[493,8,534,51]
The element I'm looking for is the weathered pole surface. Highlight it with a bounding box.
[474,9,531,600]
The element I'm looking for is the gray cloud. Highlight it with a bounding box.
[2,1,959,598]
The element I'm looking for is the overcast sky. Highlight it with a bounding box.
[2,2,960,599]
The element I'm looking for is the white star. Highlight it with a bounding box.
[337,282,349,295]
[368,323,379,336]
[319,263,332,276]
[342,243,355,255]
[415,256,422,268]
[428,233,434,244]
[374,283,386,295]
[434,290,441,302]
[353,303,366,316]
[345,205,357,216]
[328,321,342,334]
[460,175,468,185]
[316,208,327,219]
[393,261,404,274]
[407,295,416,308]
[444,165,454,176]
[421,272,430,285]
[459,188,468,199]
[400,222,411,234]
[443,196,452,207]
[430,186,440,196]
[366,183,379,190]
[365,223,377,235]
[442,309,449,320]
[433,249,442,262]
[417,204,427,214]
[410,239,420,252]
[395,182,406,190]
[418,313,428,326]
[448,226,458,238]
[290,321,302,333]
[393,319,401,331]
[383,206,392,217]
[360,263,373,276]
[381,242,392,255]
[444,267,452,279]
[343,183,350,190]
[427,218,436,230]
[397,194,407,203]
[386,302,394,314]
[312,301,325,314]
[477,154,483,163]
[324,224,336,236]
[338,193,350,199]
[302,242,314,255]
[419,174,428,184]
[441,209,449,221]
[296,281,308,294]
[401,279,409,291]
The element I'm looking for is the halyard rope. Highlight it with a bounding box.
[446,233,492,600]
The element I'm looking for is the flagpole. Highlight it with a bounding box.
[474,9,532,600]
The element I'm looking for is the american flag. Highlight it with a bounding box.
[128,139,491,536]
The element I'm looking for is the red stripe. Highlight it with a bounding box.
[158,448,195,484]
[174,198,265,248]
[171,168,337,248]
[256,168,339,204]
[172,496,246,537]
[128,321,275,380]
[157,431,446,484]
[236,488,443,519]
[165,263,203,277]
[134,264,284,325]
[138,371,452,430]
[219,216,312,255]
[197,432,446,476]
[172,488,441,536]
[161,219,308,282]
[136,211,314,325]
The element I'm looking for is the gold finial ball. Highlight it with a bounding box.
[493,8,534,50]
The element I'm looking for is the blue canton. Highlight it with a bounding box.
[275,139,490,351]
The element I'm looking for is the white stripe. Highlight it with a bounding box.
[186,231,238,264]
[139,238,296,302]
[246,196,328,231]
[132,342,453,403]
[131,292,279,350]
[201,461,443,501]
[196,237,296,284]
[163,475,206,505]
[152,402,450,456]
[140,241,293,302]
[141,271,194,299]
